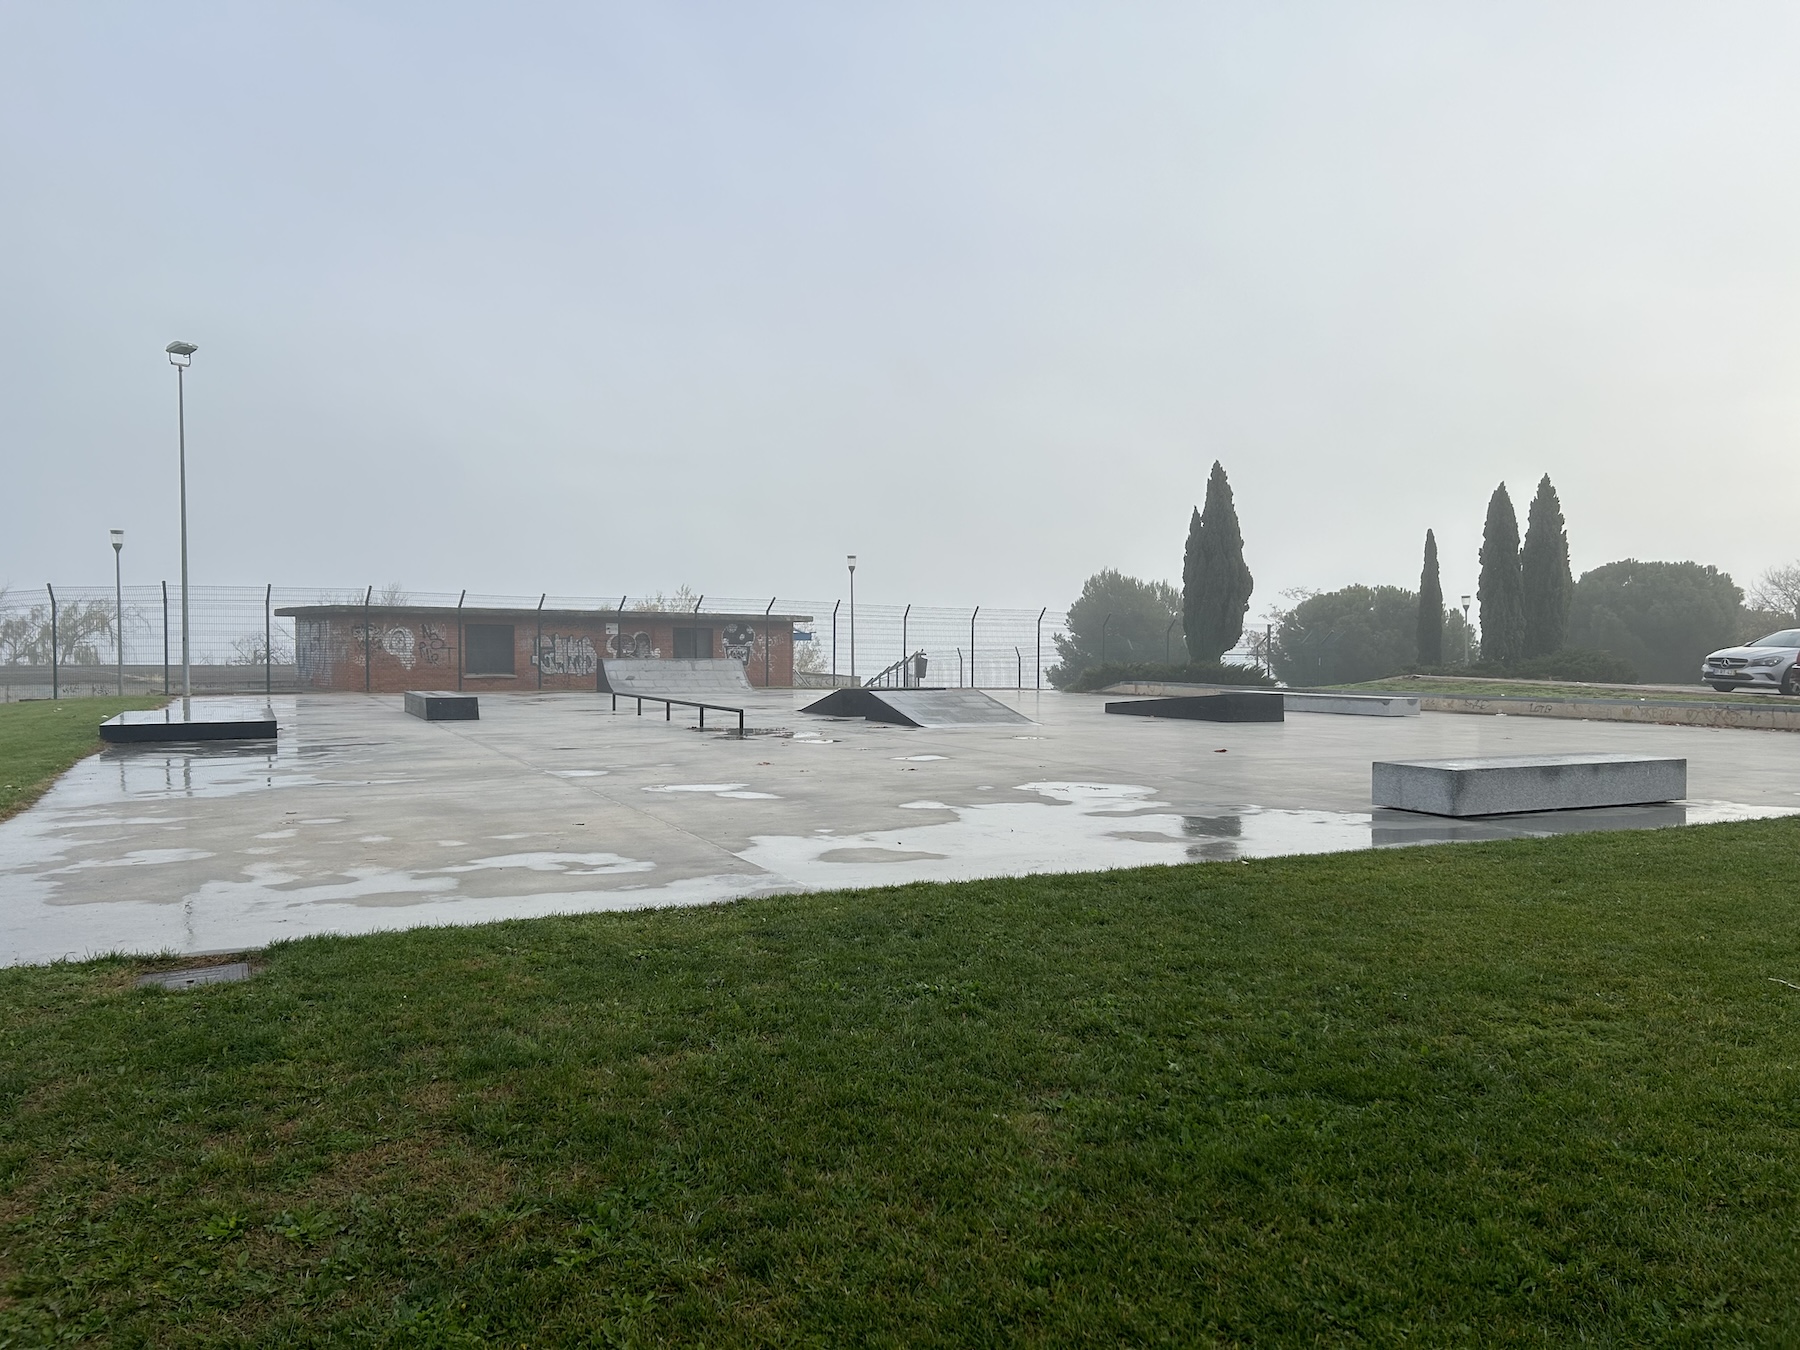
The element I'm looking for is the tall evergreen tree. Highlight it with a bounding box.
[1182,461,1254,662]
[1520,474,1572,658]
[1416,529,1443,666]
[1477,483,1526,665]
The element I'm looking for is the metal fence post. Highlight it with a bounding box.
[363,585,372,693]
[1036,607,1046,690]
[831,599,841,681]
[265,583,273,696]
[46,584,57,700]
[536,592,546,691]
[162,581,170,694]
[1101,612,1112,666]
[457,589,466,691]
[1015,646,1021,691]
[1165,614,1177,664]
[901,603,911,684]
[970,606,979,690]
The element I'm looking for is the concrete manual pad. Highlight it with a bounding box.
[405,691,479,721]
[100,698,277,745]
[1285,692,1418,717]
[1372,753,1687,817]
[2,691,1792,966]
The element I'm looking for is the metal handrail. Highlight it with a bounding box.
[611,692,745,734]
[863,650,928,689]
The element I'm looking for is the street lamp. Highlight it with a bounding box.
[166,341,197,699]
[110,529,124,696]
[1461,594,1473,663]
[846,555,857,683]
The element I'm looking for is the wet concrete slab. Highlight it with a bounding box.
[3,690,1796,966]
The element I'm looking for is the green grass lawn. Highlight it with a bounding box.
[4,821,1800,1345]
[0,697,167,822]
[1338,677,1786,705]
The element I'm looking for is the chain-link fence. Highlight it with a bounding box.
[0,584,1071,699]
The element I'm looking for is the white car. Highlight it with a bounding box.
[1701,629,1800,694]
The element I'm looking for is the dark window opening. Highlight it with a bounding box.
[673,627,714,659]
[466,624,516,675]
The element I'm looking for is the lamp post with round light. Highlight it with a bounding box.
[1461,594,1473,663]
[165,341,197,698]
[110,529,124,695]
[847,555,857,684]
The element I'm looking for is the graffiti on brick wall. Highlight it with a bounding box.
[297,620,330,683]
[536,632,598,676]
[722,622,756,664]
[418,624,448,666]
[604,623,658,659]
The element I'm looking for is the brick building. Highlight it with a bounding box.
[278,603,810,693]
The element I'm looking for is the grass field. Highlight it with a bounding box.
[3,819,1799,1345]
[0,697,167,823]
[1338,677,1787,705]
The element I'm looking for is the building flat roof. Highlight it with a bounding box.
[276,604,814,623]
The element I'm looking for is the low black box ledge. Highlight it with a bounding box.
[1105,692,1284,723]
[405,691,479,721]
[100,699,278,745]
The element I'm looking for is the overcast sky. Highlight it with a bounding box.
[3,3,1797,616]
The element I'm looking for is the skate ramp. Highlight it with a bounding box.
[802,688,1033,728]
[600,659,753,699]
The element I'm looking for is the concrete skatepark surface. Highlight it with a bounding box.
[2,690,1796,966]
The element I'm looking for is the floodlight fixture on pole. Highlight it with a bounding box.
[111,530,125,696]
[166,341,198,698]
[847,555,857,683]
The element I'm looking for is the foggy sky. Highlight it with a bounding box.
[4,3,1797,619]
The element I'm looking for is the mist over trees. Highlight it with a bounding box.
[1477,484,1526,666]
[1050,570,1184,683]
[1274,585,1473,687]
[1182,463,1253,664]
[1568,561,1744,684]
[1416,531,1442,667]
[1520,476,1573,658]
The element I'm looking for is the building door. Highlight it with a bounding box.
[672,627,713,659]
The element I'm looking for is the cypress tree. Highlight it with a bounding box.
[1182,461,1254,663]
[1416,529,1443,666]
[1477,483,1525,666]
[1520,474,1572,658]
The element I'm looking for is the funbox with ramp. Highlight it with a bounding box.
[802,688,1034,728]
[598,659,753,699]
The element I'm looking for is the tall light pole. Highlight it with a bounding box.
[166,341,197,698]
[1461,594,1473,663]
[846,554,857,683]
[110,529,124,696]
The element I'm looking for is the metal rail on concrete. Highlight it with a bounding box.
[611,692,745,734]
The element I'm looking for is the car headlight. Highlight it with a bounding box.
[1749,656,1781,667]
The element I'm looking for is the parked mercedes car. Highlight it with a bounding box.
[1701,628,1800,693]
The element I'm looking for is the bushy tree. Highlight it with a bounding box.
[1416,530,1443,666]
[1273,585,1420,687]
[1750,562,1800,622]
[1182,462,1254,663]
[1050,570,1183,685]
[1477,484,1525,666]
[1520,475,1572,658]
[1568,560,1743,683]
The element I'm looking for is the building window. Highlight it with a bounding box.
[466,624,515,675]
[673,627,713,659]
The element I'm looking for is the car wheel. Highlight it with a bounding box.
[1783,668,1800,696]
[1711,683,1737,693]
